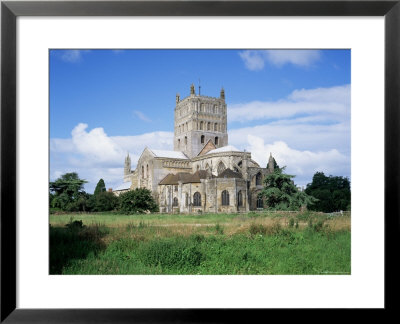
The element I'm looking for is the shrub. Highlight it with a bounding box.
[249,223,267,236]
[92,191,118,212]
[288,218,295,228]
[118,188,158,214]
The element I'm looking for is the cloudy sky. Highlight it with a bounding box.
[50,49,350,193]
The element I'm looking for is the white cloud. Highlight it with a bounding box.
[244,136,350,187]
[133,110,152,122]
[238,51,266,71]
[229,121,350,155]
[228,84,350,123]
[50,124,174,192]
[239,50,321,71]
[60,50,90,63]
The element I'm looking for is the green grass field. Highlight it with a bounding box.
[49,211,351,275]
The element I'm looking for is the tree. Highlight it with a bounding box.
[305,172,351,212]
[259,167,317,211]
[118,188,158,214]
[94,179,106,196]
[49,172,88,211]
[92,191,118,212]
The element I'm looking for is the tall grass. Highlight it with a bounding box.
[50,215,351,274]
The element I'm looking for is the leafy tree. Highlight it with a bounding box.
[305,172,351,212]
[92,191,118,212]
[49,172,88,211]
[118,188,158,214]
[94,179,106,196]
[259,167,317,211]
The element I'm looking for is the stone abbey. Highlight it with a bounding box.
[114,84,277,213]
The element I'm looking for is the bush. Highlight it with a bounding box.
[118,188,158,214]
[249,223,267,236]
[92,191,118,212]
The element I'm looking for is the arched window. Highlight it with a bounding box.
[215,137,219,145]
[214,123,218,131]
[257,196,264,209]
[237,191,243,207]
[197,165,200,171]
[217,162,226,175]
[201,135,205,144]
[146,164,149,178]
[238,161,243,168]
[173,197,178,206]
[207,122,211,130]
[193,192,201,206]
[200,121,203,130]
[186,122,188,131]
[141,165,144,178]
[178,139,180,148]
[222,190,230,206]
[205,163,210,170]
[256,172,262,186]
[184,136,187,145]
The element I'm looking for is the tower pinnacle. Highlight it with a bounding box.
[220,87,225,100]
[190,83,195,95]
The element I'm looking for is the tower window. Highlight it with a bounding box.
[200,121,203,130]
[207,122,211,130]
[141,166,144,178]
[201,135,205,144]
[146,164,149,178]
[222,190,230,206]
[215,137,219,145]
[178,139,180,148]
[184,136,187,145]
[214,123,218,131]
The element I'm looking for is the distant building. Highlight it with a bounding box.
[115,84,277,213]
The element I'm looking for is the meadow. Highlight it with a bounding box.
[49,211,351,275]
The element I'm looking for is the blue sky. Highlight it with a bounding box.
[50,49,350,193]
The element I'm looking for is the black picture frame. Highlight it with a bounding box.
[1,0,399,322]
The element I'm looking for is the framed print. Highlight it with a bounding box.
[1,0,399,322]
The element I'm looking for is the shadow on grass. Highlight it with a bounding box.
[49,221,108,274]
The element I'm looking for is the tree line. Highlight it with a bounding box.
[259,167,350,212]
[49,172,158,214]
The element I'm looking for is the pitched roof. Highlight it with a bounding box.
[159,170,210,185]
[206,145,241,155]
[197,139,216,156]
[217,168,243,179]
[149,149,188,159]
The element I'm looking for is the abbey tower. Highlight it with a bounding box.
[173,84,228,158]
